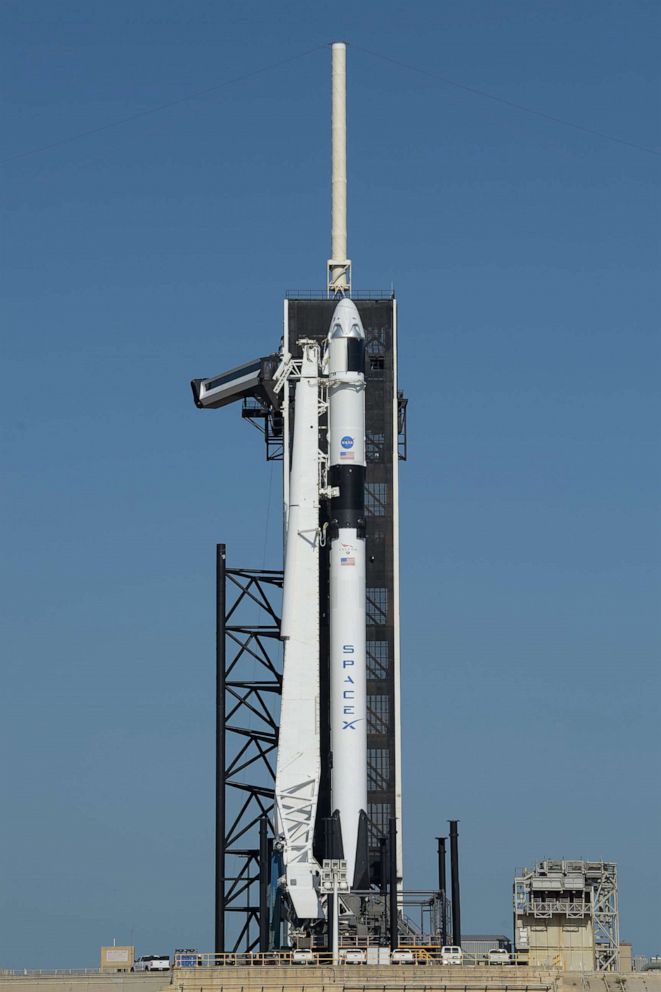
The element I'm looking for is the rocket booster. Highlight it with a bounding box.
[327,298,369,889]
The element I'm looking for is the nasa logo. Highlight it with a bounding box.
[340,435,354,450]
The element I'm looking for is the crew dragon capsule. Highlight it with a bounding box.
[327,298,370,890]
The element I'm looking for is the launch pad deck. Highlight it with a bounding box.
[2,968,659,992]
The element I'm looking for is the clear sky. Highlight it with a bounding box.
[1,0,659,969]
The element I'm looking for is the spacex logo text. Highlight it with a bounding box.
[341,643,360,730]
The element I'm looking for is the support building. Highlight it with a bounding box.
[514,860,620,971]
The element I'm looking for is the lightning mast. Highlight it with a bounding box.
[328,42,351,295]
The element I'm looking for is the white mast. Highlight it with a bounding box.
[328,42,351,295]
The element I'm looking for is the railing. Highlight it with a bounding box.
[0,970,104,977]
[285,290,395,300]
[526,901,589,917]
[0,969,175,978]
[175,951,531,969]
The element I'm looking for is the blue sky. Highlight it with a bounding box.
[1,0,659,968]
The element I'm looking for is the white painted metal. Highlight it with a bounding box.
[320,860,348,966]
[275,340,323,920]
[328,42,351,294]
[327,298,366,881]
[328,372,365,466]
[329,530,366,865]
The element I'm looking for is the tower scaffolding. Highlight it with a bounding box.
[514,859,619,972]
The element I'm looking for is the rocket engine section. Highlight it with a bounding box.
[327,299,370,890]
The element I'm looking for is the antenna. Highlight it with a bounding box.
[328,42,351,296]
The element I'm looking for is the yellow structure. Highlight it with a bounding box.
[100,946,134,974]
[514,860,619,971]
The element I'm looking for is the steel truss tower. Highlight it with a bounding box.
[215,544,283,953]
[591,862,620,971]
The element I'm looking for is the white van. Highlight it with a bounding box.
[440,946,463,965]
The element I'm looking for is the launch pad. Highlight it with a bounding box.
[188,41,626,975]
[192,40,421,956]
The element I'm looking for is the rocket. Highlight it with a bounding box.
[276,340,323,921]
[327,297,369,889]
[272,299,370,920]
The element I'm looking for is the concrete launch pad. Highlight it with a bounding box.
[2,968,660,992]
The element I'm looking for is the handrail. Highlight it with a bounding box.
[285,290,395,300]
[0,970,104,977]
[174,950,532,969]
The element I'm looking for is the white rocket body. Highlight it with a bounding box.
[276,341,323,920]
[327,298,368,887]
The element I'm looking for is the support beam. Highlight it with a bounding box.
[259,816,270,952]
[389,817,398,951]
[449,819,461,947]
[215,544,226,954]
[437,835,447,945]
[380,837,387,894]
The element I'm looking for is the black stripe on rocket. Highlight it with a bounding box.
[329,465,365,538]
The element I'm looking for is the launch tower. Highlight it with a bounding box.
[193,43,407,952]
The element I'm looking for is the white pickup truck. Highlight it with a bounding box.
[132,956,170,972]
[339,948,366,965]
[291,949,316,965]
[488,948,511,965]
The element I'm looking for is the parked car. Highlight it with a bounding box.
[391,948,415,965]
[133,955,170,972]
[291,949,316,965]
[440,946,463,965]
[488,948,511,965]
[339,948,366,965]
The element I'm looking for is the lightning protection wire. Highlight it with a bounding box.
[353,44,661,159]
[1,43,327,166]
[5,40,657,166]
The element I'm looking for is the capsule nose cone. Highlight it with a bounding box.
[329,298,364,340]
